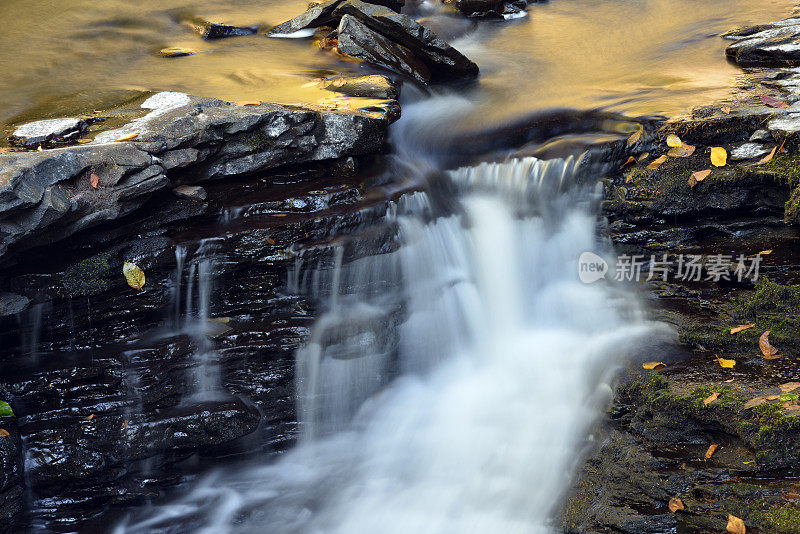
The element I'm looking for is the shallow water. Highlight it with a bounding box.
[0,0,793,128]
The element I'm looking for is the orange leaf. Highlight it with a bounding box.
[716,355,736,368]
[759,331,779,359]
[767,395,781,401]
[84,414,94,421]
[90,173,99,189]
[627,129,643,146]
[689,169,712,188]
[668,497,684,513]
[115,133,138,142]
[703,392,720,406]
[727,514,746,534]
[0,429,8,437]
[761,94,789,108]
[705,444,718,459]
[758,146,777,165]
[744,397,766,409]
[621,156,636,169]
[721,106,732,114]
[643,361,666,370]
[647,155,668,170]
[780,382,800,393]
[730,323,755,334]
[236,101,262,106]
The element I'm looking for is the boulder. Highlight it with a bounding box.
[267,0,404,36]
[173,185,207,200]
[726,18,800,67]
[9,118,88,148]
[333,0,479,81]
[319,74,399,99]
[337,15,432,84]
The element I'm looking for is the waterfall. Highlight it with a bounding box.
[116,149,667,533]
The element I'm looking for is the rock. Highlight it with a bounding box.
[730,142,771,161]
[450,0,506,18]
[337,15,432,84]
[319,74,399,99]
[160,47,198,58]
[9,118,88,148]
[726,18,800,67]
[768,113,800,136]
[333,0,479,81]
[0,413,23,526]
[417,14,476,41]
[0,293,30,317]
[183,17,259,40]
[173,185,207,201]
[749,129,771,142]
[267,0,404,37]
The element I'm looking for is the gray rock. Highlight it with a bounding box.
[749,129,772,142]
[267,0,404,36]
[768,113,800,135]
[9,118,88,148]
[182,16,259,40]
[337,15,432,84]
[173,185,207,200]
[730,142,771,161]
[333,0,479,81]
[726,18,800,67]
[0,293,29,316]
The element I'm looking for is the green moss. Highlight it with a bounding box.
[752,503,800,534]
[756,153,800,187]
[0,401,13,417]
[246,131,272,151]
[61,250,115,297]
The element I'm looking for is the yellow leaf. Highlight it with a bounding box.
[236,101,262,106]
[208,317,230,324]
[122,261,146,291]
[647,155,668,170]
[716,355,736,368]
[759,250,772,255]
[703,392,720,406]
[759,330,779,359]
[666,134,683,148]
[721,106,732,114]
[668,497,684,513]
[710,147,728,167]
[0,429,8,437]
[627,129,643,146]
[705,443,718,459]
[744,397,766,409]
[727,514,746,534]
[758,146,777,165]
[116,133,139,142]
[643,361,666,370]
[780,382,800,393]
[621,156,636,169]
[730,323,755,334]
[766,395,781,401]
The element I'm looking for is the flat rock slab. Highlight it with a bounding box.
[9,118,88,148]
[338,15,431,84]
[319,74,399,99]
[333,0,479,81]
[726,17,800,67]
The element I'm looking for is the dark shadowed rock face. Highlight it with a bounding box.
[338,15,432,84]
[333,0,479,81]
[726,18,800,67]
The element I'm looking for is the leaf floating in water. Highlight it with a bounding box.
[666,134,683,148]
[116,133,139,142]
[236,101,262,106]
[123,262,146,291]
[90,173,99,189]
[761,94,789,108]
[730,323,755,334]
[758,146,777,164]
[744,397,766,409]
[780,382,800,393]
[643,361,666,370]
[716,355,736,368]
[668,497,684,513]
[727,514,746,534]
[710,147,728,167]
[703,392,720,406]
[705,443,718,459]
[689,169,712,188]
[647,155,668,170]
[759,331,780,359]
[0,429,8,437]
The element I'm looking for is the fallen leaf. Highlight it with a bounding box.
[759,250,773,255]
[122,261,146,291]
[266,237,276,245]
[721,106,732,114]
[236,101,262,106]
[666,134,683,148]
[668,146,688,157]
[115,133,139,142]
[759,331,779,358]
[705,444,719,459]
[682,144,696,157]
[761,94,789,108]
[779,140,787,154]
[689,169,712,188]
[84,414,94,421]
[643,361,666,370]
[716,355,736,368]
[0,429,8,437]
[647,155,668,170]
[703,392,720,406]
[727,514,746,534]
[730,323,755,334]
[767,395,781,401]
[0,401,13,417]
[725,378,735,383]
[37,145,43,152]
[744,397,767,409]
[780,382,800,393]
[90,173,99,189]
[758,146,777,164]
[627,129,643,146]
[711,147,728,167]
[668,497,684,513]
[208,317,230,324]
[621,156,636,169]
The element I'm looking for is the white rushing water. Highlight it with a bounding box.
[117,92,668,531]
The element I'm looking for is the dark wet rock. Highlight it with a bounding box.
[726,18,800,67]
[173,185,207,201]
[337,15,432,84]
[0,91,392,262]
[319,74,399,99]
[9,118,88,148]
[183,17,259,40]
[450,0,506,18]
[0,293,29,317]
[267,0,404,36]
[0,401,23,527]
[333,0,479,81]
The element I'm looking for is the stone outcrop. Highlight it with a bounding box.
[267,0,404,36]
[9,118,89,148]
[725,17,800,67]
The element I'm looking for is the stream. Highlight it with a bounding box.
[1,0,796,532]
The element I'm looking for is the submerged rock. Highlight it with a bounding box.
[9,118,88,148]
[333,0,479,81]
[726,17,800,67]
[160,47,198,58]
[337,15,432,84]
[319,74,399,99]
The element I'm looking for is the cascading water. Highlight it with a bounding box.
[116,92,670,530]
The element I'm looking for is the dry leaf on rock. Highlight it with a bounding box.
[758,146,777,164]
[668,498,684,513]
[716,355,736,368]
[703,392,720,406]
[744,396,767,409]
[730,323,755,334]
[689,169,711,188]
[122,262,145,291]
[727,514,746,534]
[705,444,718,459]
[761,94,789,108]
[666,134,683,148]
[643,361,666,370]
[759,331,780,359]
[780,382,800,393]
[710,147,728,167]
[647,155,668,170]
[0,429,9,437]
[90,173,99,189]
